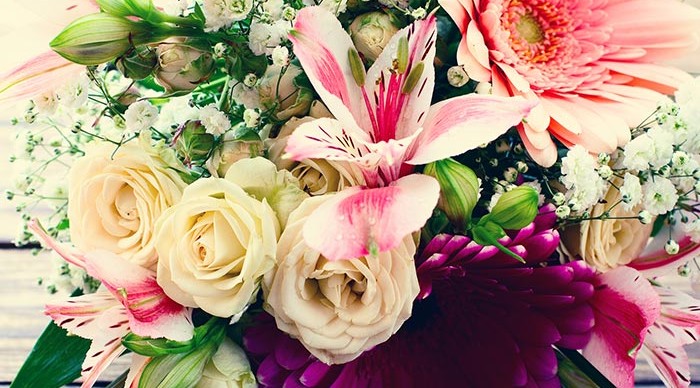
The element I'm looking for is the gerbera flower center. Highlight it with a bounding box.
[501,0,574,65]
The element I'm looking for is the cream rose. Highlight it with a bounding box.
[155,167,279,318]
[258,64,312,120]
[195,338,256,388]
[263,196,419,364]
[68,137,187,268]
[561,178,652,271]
[267,117,362,195]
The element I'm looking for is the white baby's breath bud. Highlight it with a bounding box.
[665,239,680,255]
[271,46,290,67]
[243,73,258,87]
[495,139,510,153]
[243,108,260,127]
[638,210,652,224]
[672,151,690,168]
[214,42,228,58]
[678,262,691,277]
[567,198,582,212]
[447,66,469,87]
[555,205,571,219]
[552,192,566,206]
[515,161,528,173]
[598,165,613,180]
[410,7,427,19]
[597,152,610,165]
[504,167,518,183]
[281,6,296,21]
[475,82,492,95]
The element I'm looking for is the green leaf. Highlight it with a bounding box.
[11,321,90,388]
[122,332,196,357]
[555,347,615,388]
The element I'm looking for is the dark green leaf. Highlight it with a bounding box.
[11,321,90,388]
[556,347,615,388]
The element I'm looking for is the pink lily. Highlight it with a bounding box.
[285,7,534,260]
[0,1,99,104]
[29,220,193,387]
[583,266,661,388]
[640,286,700,387]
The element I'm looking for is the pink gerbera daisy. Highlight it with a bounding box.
[439,0,700,166]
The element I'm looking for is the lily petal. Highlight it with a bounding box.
[303,174,439,260]
[406,95,535,165]
[583,266,661,388]
[630,236,700,278]
[365,13,437,140]
[289,7,365,129]
[83,250,194,342]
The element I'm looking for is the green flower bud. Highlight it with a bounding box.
[116,46,158,80]
[196,338,256,388]
[96,0,154,18]
[139,319,226,388]
[424,158,480,230]
[488,185,539,230]
[50,13,150,65]
[176,121,216,164]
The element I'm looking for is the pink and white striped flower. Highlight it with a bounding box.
[285,7,534,260]
[29,220,193,388]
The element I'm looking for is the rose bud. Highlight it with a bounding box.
[175,120,215,164]
[424,158,480,230]
[349,12,399,62]
[258,64,312,120]
[155,40,215,93]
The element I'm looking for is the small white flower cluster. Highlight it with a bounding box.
[199,104,232,135]
[559,145,608,214]
[202,0,254,32]
[124,100,159,136]
[27,72,91,119]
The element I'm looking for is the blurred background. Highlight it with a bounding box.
[0,0,699,385]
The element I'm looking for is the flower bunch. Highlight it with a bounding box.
[4,0,700,387]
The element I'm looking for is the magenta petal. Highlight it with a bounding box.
[300,361,333,387]
[521,346,558,380]
[258,354,290,387]
[275,337,311,370]
[303,174,439,260]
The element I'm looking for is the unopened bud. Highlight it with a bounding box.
[175,121,216,163]
[488,185,539,230]
[155,40,215,92]
[424,158,480,230]
[50,13,153,65]
[349,12,400,63]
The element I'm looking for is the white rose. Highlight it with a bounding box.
[155,168,279,318]
[561,178,652,271]
[68,137,187,268]
[263,196,419,364]
[349,12,399,62]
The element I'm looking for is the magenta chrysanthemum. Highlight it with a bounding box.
[439,0,700,166]
[245,205,598,387]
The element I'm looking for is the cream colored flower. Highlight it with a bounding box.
[207,131,264,178]
[155,167,279,318]
[267,117,361,195]
[561,178,652,271]
[349,12,399,62]
[195,338,257,388]
[263,196,420,364]
[68,137,187,268]
[258,65,312,120]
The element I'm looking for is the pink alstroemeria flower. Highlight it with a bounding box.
[29,220,193,388]
[0,1,99,104]
[640,286,700,387]
[285,7,534,260]
[439,0,700,166]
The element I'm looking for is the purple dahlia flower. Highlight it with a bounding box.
[245,205,596,387]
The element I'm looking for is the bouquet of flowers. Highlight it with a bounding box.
[4,0,700,386]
